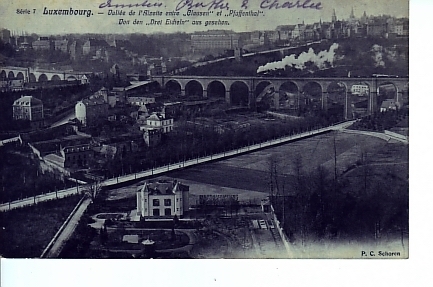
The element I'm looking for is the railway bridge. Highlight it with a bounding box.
[151,75,408,119]
[0,66,90,83]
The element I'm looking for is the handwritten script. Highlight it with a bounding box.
[98,0,323,11]
[176,0,230,11]
[99,0,164,9]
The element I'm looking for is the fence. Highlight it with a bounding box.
[1,120,355,212]
[270,205,293,257]
[40,196,91,258]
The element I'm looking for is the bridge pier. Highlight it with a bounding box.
[396,91,403,105]
[225,90,231,105]
[273,93,279,110]
[344,91,352,120]
[322,91,328,111]
[369,91,377,115]
[203,90,208,98]
[181,89,185,97]
[248,90,255,109]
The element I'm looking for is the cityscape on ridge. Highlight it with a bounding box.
[0,7,409,259]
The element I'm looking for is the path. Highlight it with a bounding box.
[1,120,355,212]
[41,197,92,258]
[340,129,409,144]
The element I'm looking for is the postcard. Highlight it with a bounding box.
[0,0,409,260]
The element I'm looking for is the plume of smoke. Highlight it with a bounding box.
[371,44,385,67]
[257,43,340,73]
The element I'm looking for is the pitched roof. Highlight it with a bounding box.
[147,113,165,121]
[124,81,153,91]
[81,96,106,106]
[44,153,65,165]
[143,179,188,195]
[13,96,43,106]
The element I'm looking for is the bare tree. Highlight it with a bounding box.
[333,134,338,184]
[291,155,309,246]
[360,149,372,195]
[292,154,304,191]
[268,155,279,204]
[82,180,102,202]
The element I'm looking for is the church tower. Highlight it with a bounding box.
[361,11,368,24]
[332,9,337,23]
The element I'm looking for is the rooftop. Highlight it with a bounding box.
[140,179,189,195]
[44,153,65,165]
[13,96,43,106]
[147,113,165,121]
[81,96,106,106]
[125,81,153,91]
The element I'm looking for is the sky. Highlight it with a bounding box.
[1,0,409,35]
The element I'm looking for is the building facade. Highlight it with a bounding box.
[140,113,174,134]
[136,179,189,218]
[60,143,94,168]
[75,96,108,126]
[54,39,68,53]
[351,84,369,96]
[142,127,162,147]
[127,96,156,106]
[0,29,11,44]
[191,30,240,51]
[32,37,53,50]
[13,95,44,121]
[82,39,109,56]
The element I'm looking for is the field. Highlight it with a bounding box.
[167,131,407,191]
[105,130,408,210]
[0,195,81,258]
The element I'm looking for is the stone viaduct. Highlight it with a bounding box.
[151,75,409,119]
[0,66,89,83]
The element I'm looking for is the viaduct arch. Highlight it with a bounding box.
[0,66,89,83]
[152,75,408,119]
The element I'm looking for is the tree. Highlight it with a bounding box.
[82,180,102,202]
[100,224,108,245]
[173,214,180,226]
[171,215,178,242]
[268,155,279,205]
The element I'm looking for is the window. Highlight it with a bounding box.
[176,198,179,202]
[153,209,160,216]
[164,199,171,206]
[164,208,171,216]
[152,199,160,206]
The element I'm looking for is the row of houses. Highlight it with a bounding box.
[26,124,143,177]
[75,82,175,147]
[74,81,163,126]
[253,15,408,45]
[1,31,172,76]
[190,12,408,51]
